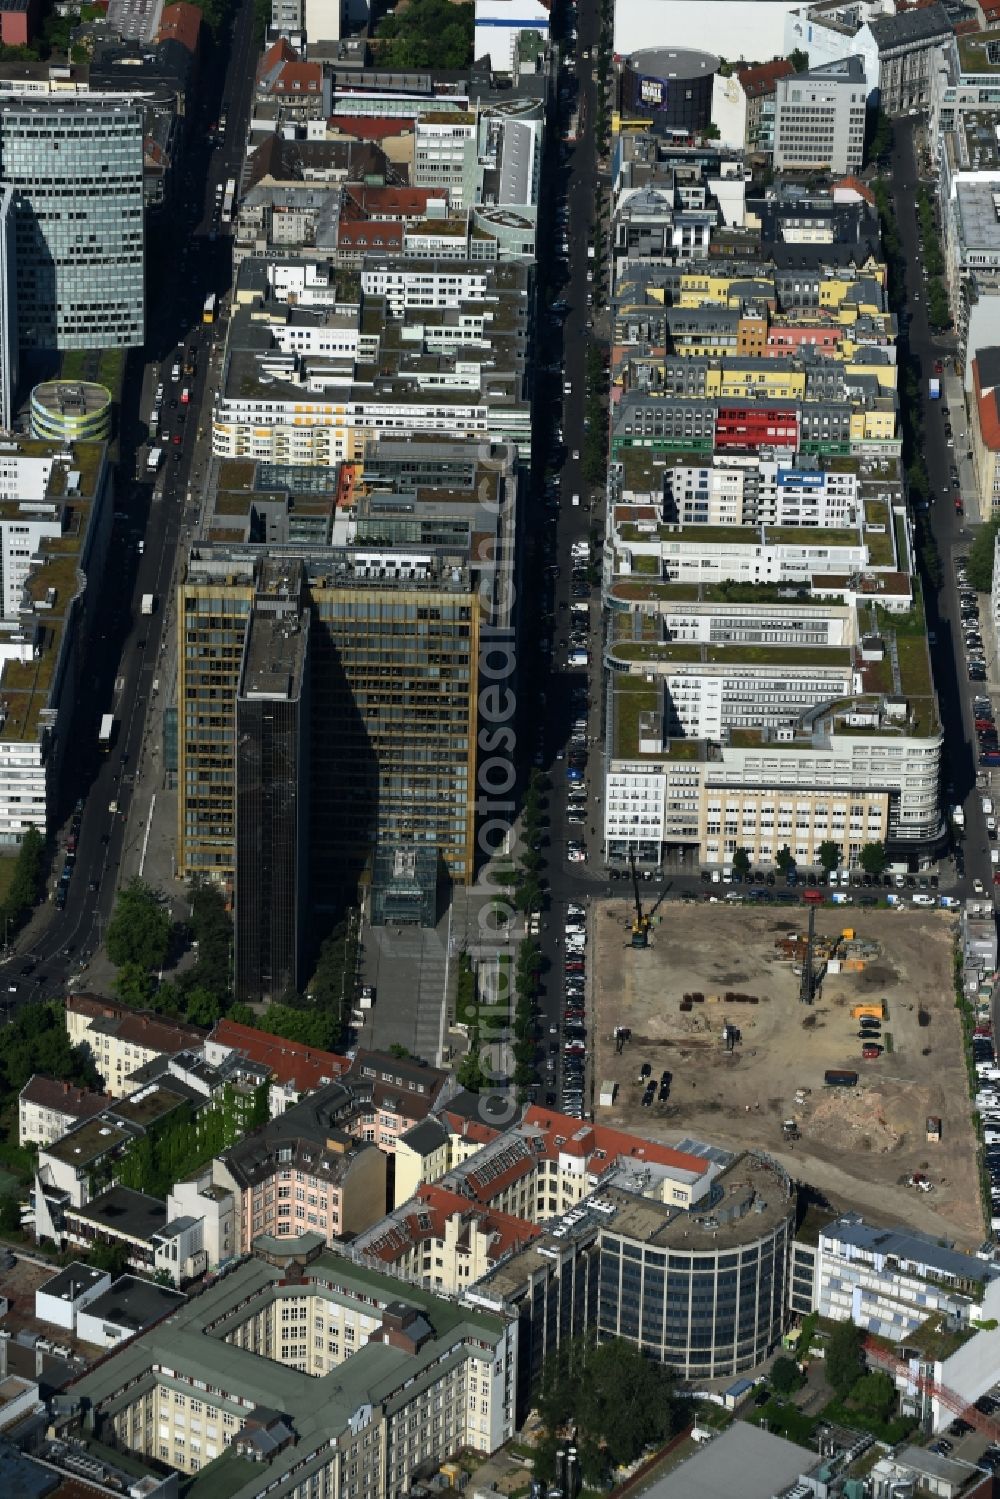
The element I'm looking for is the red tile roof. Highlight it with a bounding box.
[337,221,404,251]
[522,1105,711,1176]
[439,1109,504,1146]
[210,1018,348,1092]
[833,174,876,205]
[363,1183,540,1265]
[737,57,794,98]
[328,115,416,141]
[341,185,444,221]
[976,374,1000,454]
[257,37,297,78]
[271,62,322,95]
[157,1,201,51]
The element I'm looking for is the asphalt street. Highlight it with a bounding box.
[0,0,261,1013]
[888,122,994,897]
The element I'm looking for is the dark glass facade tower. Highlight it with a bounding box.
[234,561,309,1004]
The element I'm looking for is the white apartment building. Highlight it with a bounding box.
[18,1074,109,1148]
[361,260,491,315]
[614,523,867,586]
[414,115,479,210]
[64,994,206,1096]
[797,1213,1000,1341]
[663,455,861,528]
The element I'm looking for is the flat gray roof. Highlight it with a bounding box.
[640,1421,808,1499]
[82,1275,186,1333]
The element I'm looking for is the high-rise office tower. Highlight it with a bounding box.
[234,561,310,1004]
[0,187,17,431]
[0,97,144,351]
[177,439,518,917]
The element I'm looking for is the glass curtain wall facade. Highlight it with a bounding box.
[1,98,144,350]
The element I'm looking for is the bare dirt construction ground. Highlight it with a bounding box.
[591,901,982,1245]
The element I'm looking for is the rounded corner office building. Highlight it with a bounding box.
[597,1153,795,1378]
[30,380,113,443]
[622,47,720,132]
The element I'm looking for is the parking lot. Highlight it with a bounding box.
[591,901,983,1243]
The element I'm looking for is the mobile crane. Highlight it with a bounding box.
[629,853,650,948]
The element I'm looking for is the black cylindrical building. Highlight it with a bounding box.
[622,47,720,131]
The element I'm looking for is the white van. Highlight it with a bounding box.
[572,494,581,507]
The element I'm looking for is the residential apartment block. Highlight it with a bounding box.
[205,1017,350,1116]
[65,993,208,1095]
[791,1211,1000,1432]
[18,1074,111,1148]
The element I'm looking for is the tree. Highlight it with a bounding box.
[388,1043,411,1059]
[1,826,45,934]
[867,107,893,163]
[851,1370,896,1422]
[787,47,808,71]
[106,879,171,974]
[87,1239,130,1278]
[776,845,795,874]
[532,1336,685,1483]
[859,842,887,877]
[770,1355,803,1395]
[0,1194,20,1234]
[818,840,841,875]
[967,518,1000,593]
[373,0,474,69]
[257,1003,342,1051]
[826,1318,865,1400]
[732,847,751,876]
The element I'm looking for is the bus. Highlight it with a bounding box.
[99,713,114,751]
[221,178,236,226]
[203,292,217,325]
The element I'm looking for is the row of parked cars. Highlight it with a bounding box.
[975,1026,1000,1236]
[955,555,988,688]
[550,903,587,1118]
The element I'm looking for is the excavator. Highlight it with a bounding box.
[629,852,650,948]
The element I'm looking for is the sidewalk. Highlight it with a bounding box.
[941,367,982,525]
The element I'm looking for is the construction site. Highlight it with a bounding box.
[591,899,984,1244]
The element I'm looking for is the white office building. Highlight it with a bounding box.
[773,56,868,175]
